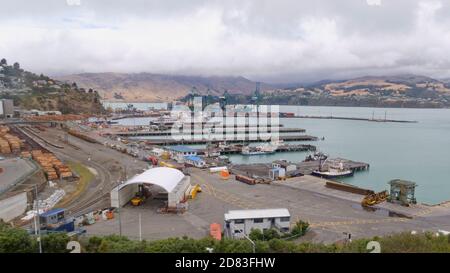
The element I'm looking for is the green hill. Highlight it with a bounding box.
[0,58,104,114]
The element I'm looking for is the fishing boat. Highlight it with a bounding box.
[311,160,354,179]
[311,168,354,179]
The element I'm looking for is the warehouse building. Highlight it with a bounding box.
[110,167,191,209]
[224,208,291,238]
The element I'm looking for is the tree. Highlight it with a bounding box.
[41,233,70,253]
[0,58,6,66]
[0,222,34,253]
[13,62,20,70]
[249,229,264,241]
[290,220,309,237]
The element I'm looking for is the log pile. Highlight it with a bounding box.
[31,150,73,181]
[0,126,24,154]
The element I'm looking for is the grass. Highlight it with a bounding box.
[56,161,94,207]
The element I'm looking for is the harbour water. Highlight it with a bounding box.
[105,101,450,204]
[102,101,168,111]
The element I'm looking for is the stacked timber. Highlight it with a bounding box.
[31,150,72,180]
[0,125,10,135]
[26,114,89,122]
[0,137,11,154]
[53,161,73,179]
[20,151,32,159]
[2,133,23,152]
[68,129,97,143]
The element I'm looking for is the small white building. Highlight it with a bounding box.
[272,160,297,172]
[224,208,291,238]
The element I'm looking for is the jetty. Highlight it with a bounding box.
[145,135,318,146]
[108,127,306,137]
[284,115,418,123]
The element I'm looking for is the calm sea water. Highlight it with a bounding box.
[106,101,450,204]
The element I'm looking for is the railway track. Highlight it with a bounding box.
[9,125,50,152]
[66,191,110,217]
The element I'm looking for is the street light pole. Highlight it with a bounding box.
[118,183,122,236]
[34,185,42,253]
[139,213,142,241]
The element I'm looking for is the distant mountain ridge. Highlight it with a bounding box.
[265,74,450,108]
[55,72,450,108]
[55,72,276,102]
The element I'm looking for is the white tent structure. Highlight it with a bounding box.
[110,167,191,208]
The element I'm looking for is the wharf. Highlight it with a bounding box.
[297,158,370,175]
[285,115,418,123]
[145,135,318,146]
[198,144,316,155]
[109,127,305,137]
[231,158,369,178]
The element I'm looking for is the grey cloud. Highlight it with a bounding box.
[1,0,450,83]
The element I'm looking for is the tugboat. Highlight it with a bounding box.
[311,159,354,179]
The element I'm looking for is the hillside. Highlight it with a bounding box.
[264,75,450,108]
[0,59,105,114]
[55,72,274,102]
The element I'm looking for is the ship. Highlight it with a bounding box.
[311,160,354,179]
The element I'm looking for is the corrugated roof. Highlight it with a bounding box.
[184,155,204,162]
[225,208,290,221]
[40,208,65,217]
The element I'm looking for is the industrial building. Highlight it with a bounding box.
[224,208,291,238]
[167,146,197,163]
[0,99,14,118]
[184,155,206,168]
[110,167,191,209]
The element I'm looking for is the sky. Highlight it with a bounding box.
[1,0,450,83]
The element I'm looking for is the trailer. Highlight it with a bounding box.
[235,174,256,185]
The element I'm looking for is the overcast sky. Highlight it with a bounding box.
[1,0,450,83]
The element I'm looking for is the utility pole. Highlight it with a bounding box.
[34,185,42,253]
[139,213,142,242]
[243,233,256,253]
[117,182,123,236]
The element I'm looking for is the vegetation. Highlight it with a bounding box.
[248,220,309,241]
[56,162,94,207]
[1,220,450,253]
[0,58,105,114]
